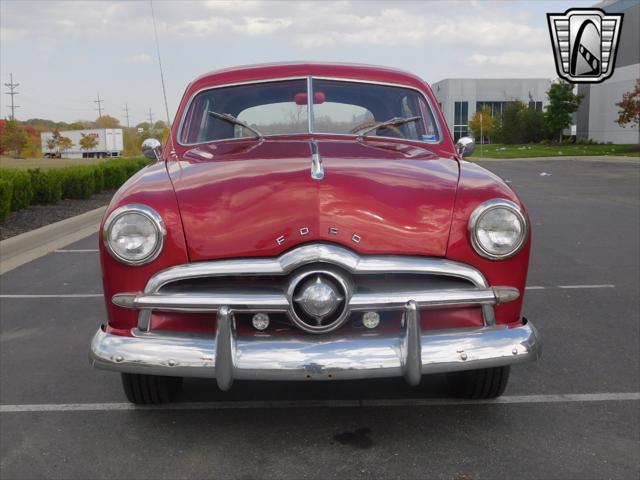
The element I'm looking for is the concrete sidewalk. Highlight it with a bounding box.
[0,206,105,274]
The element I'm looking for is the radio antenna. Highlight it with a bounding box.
[150,0,171,127]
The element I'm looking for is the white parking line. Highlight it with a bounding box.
[0,294,103,298]
[54,249,99,253]
[526,284,615,290]
[1,392,638,413]
[558,284,616,289]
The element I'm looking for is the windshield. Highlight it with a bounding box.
[179,78,439,144]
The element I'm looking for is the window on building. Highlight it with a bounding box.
[476,101,508,118]
[528,101,543,111]
[453,101,468,141]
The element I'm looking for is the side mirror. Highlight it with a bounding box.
[142,138,162,161]
[455,136,475,158]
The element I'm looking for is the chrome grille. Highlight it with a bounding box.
[111,243,519,333]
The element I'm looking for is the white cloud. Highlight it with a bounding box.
[241,17,292,35]
[1,0,569,122]
[471,51,551,67]
[126,53,153,64]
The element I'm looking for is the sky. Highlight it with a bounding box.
[0,0,593,125]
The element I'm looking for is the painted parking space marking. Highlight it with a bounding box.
[54,249,99,253]
[557,284,616,289]
[0,294,103,298]
[526,284,615,290]
[1,392,638,413]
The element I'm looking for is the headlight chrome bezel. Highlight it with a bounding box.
[103,204,166,266]
[468,199,528,260]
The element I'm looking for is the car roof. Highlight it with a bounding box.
[188,62,428,91]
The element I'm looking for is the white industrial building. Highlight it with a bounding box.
[432,78,551,141]
[576,0,640,144]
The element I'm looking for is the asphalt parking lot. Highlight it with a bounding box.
[1,158,638,480]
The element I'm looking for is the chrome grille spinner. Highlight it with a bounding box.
[287,268,351,334]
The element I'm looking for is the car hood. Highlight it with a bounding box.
[169,139,460,260]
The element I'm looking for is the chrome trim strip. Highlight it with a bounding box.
[89,319,541,381]
[114,292,289,313]
[103,204,166,266]
[116,286,515,314]
[309,140,324,180]
[349,287,512,312]
[307,76,314,134]
[468,199,529,260]
[176,76,442,147]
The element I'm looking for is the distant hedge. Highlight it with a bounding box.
[0,157,150,222]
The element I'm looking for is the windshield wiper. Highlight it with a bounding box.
[207,111,264,139]
[356,116,421,139]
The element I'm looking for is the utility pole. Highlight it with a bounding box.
[147,108,154,126]
[480,112,483,159]
[4,73,20,120]
[94,92,104,118]
[123,104,131,128]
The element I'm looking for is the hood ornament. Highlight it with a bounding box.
[310,140,324,180]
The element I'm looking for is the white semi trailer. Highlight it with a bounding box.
[41,128,124,159]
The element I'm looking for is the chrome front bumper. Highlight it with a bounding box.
[92,245,540,389]
[89,310,541,390]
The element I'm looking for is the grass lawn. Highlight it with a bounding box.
[469,143,640,159]
[0,155,132,170]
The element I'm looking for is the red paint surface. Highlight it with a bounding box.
[170,138,459,259]
[100,63,530,334]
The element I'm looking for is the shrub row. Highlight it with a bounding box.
[0,157,150,222]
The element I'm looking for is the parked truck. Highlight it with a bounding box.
[41,129,124,159]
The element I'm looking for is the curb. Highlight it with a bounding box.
[0,206,106,275]
[471,155,639,163]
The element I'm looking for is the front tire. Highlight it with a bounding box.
[447,366,510,399]
[121,373,183,404]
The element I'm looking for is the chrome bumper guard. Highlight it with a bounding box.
[89,303,541,390]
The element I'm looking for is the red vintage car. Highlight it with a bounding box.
[90,62,541,404]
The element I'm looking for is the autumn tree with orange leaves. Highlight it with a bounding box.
[616,79,640,128]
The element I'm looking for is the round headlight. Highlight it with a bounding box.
[103,205,165,265]
[469,199,528,260]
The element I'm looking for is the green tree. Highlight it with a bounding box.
[46,129,62,155]
[468,105,494,142]
[544,81,583,143]
[79,133,99,151]
[0,119,28,155]
[522,100,547,143]
[493,101,526,144]
[58,136,73,153]
[95,115,121,128]
[616,79,640,128]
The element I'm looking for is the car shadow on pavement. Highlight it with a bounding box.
[178,374,451,402]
